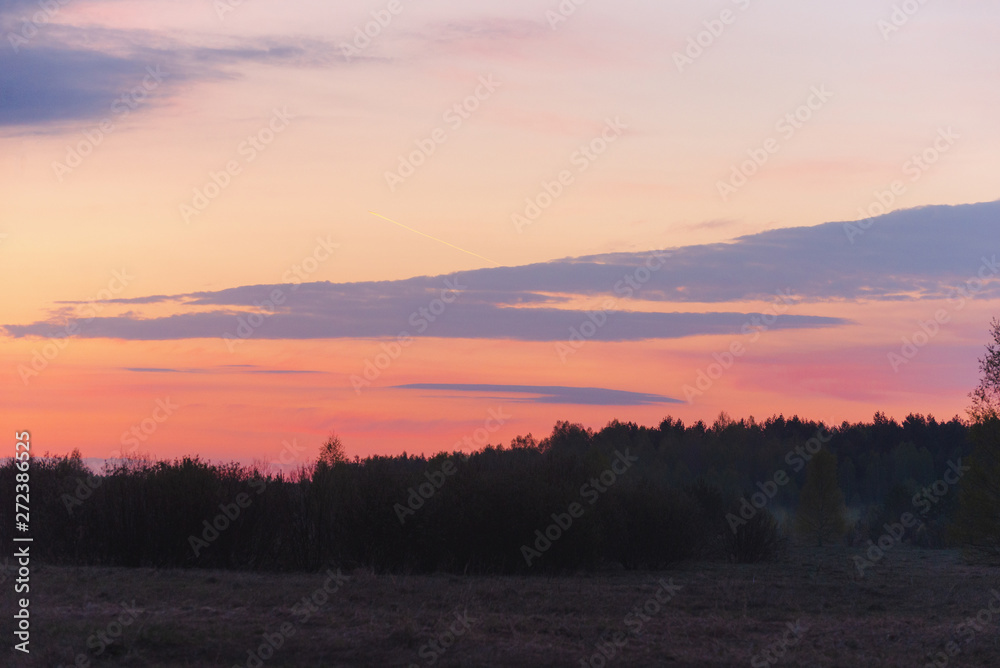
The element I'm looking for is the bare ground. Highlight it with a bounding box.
[7,546,1000,667]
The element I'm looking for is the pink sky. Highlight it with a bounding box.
[1,0,998,467]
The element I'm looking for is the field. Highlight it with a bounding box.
[8,546,1000,667]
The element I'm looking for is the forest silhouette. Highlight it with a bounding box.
[0,411,983,573]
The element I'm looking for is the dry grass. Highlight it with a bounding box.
[9,546,1000,667]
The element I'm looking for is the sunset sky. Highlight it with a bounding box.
[1,0,998,468]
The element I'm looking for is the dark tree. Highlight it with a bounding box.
[795,450,848,547]
[954,320,1000,561]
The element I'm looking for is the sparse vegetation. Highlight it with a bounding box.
[10,548,1000,667]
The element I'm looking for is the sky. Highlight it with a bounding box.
[1,0,998,468]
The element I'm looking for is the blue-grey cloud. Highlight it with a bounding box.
[0,47,150,126]
[0,14,360,128]
[0,0,58,13]
[124,367,202,374]
[5,200,999,343]
[394,383,681,406]
[3,305,844,342]
[244,368,323,375]
[432,201,1000,305]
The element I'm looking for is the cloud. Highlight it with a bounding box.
[394,383,682,406]
[419,17,548,44]
[122,366,322,375]
[2,304,845,342]
[0,0,56,14]
[0,11,360,128]
[0,46,152,126]
[5,200,999,343]
[124,367,202,374]
[567,201,1000,303]
[680,219,741,232]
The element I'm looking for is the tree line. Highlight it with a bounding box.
[3,317,999,572]
[0,410,986,573]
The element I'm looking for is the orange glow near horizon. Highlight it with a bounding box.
[2,290,993,466]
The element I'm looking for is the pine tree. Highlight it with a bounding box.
[795,450,848,547]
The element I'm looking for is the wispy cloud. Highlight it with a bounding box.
[0,7,361,129]
[394,383,682,406]
[122,366,322,375]
[2,304,844,342]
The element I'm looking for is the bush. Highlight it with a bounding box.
[727,510,783,563]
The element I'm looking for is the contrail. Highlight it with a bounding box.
[368,211,502,267]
